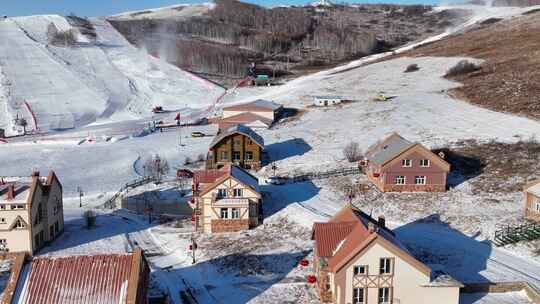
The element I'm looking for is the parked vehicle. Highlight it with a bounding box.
[191,132,205,138]
[152,106,165,113]
[265,176,286,185]
[177,169,194,178]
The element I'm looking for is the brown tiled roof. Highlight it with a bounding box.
[193,169,228,185]
[312,205,429,275]
[12,251,144,304]
[312,222,356,257]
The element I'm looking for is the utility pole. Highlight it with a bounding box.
[77,186,83,208]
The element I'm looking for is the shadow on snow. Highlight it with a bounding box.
[266,138,312,163]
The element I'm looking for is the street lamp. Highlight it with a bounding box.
[77,186,84,208]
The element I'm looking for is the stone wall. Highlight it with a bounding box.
[211,219,249,233]
[462,282,540,303]
[382,184,446,193]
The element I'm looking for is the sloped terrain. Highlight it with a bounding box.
[108,0,467,83]
[0,15,224,134]
[406,9,540,119]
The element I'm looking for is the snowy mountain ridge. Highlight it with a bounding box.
[0,15,224,135]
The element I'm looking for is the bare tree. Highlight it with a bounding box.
[197,153,206,162]
[183,156,193,166]
[144,154,170,183]
[343,142,363,162]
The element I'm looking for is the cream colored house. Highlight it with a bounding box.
[0,171,64,254]
[192,164,262,233]
[312,205,462,304]
[524,179,540,222]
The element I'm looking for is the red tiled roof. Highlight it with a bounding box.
[313,222,356,257]
[312,205,418,273]
[193,169,228,185]
[14,253,137,304]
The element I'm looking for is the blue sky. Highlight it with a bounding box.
[2,0,439,17]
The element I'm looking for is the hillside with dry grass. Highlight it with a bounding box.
[406,10,540,119]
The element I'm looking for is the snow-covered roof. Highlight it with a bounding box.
[314,95,342,100]
[526,182,540,197]
[222,99,282,112]
[210,124,264,149]
[230,165,259,190]
[365,132,415,166]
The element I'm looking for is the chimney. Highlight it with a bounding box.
[31,170,40,177]
[378,216,386,228]
[6,184,15,200]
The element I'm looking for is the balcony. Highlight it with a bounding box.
[213,198,249,206]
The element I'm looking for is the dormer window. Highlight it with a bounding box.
[401,159,412,167]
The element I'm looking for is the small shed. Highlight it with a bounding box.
[313,96,343,107]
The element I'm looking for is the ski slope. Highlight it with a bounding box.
[0,15,224,134]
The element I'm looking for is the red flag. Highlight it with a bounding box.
[175,113,180,121]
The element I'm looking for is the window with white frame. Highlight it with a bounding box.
[535,199,540,213]
[221,151,228,160]
[231,208,240,219]
[401,159,412,167]
[420,159,430,167]
[378,287,391,304]
[217,188,227,199]
[220,208,228,219]
[233,151,241,160]
[353,265,367,276]
[415,176,427,185]
[233,188,243,197]
[353,288,365,304]
[379,258,392,274]
[394,176,405,185]
[0,239,7,251]
[245,151,253,160]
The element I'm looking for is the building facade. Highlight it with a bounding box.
[207,124,264,170]
[313,96,343,107]
[524,179,540,222]
[362,133,450,192]
[0,171,64,254]
[193,164,262,233]
[312,205,462,304]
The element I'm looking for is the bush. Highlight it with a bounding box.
[404,64,420,73]
[144,154,170,182]
[83,210,96,228]
[343,142,363,162]
[445,60,480,77]
[47,23,77,47]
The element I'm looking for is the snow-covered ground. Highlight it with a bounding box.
[3,4,540,304]
[0,14,224,134]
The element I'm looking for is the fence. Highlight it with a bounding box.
[493,222,540,247]
[290,167,362,183]
[98,176,156,209]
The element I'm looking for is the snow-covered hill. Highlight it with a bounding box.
[0,15,224,134]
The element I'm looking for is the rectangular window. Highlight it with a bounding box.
[420,159,430,167]
[401,159,412,167]
[234,139,241,145]
[353,287,365,304]
[536,202,540,213]
[378,287,391,304]
[233,188,243,197]
[221,151,228,160]
[245,151,253,160]
[10,205,24,210]
[379,258,392,274]
[217,188,227,199]
[394,176,405,185]
[0,239,7,251]
[353,265,367,276]
[231,208,240,219]
[220,208,228,219]
[233,151,241,160]
[415,176,426,185]
[247,139,253,145]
